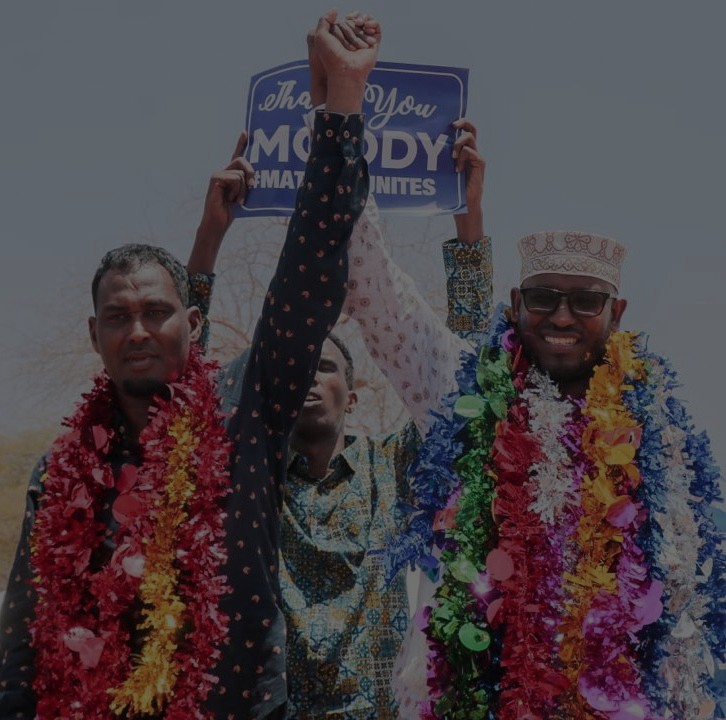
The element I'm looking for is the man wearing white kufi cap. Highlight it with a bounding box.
[379,224,725,719]
[510,230,628,398]
[518,230,626,290]
[298,43,722,715]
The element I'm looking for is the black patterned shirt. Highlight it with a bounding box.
[0,110,369,720]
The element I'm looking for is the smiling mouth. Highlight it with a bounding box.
[543,336,577,346]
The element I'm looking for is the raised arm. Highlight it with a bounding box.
[235,8,379,434]
[321,11,380,114]
[343,117,492,434]
[304,14,472,434]
[344,199,470,435]
[444,119,493,341]
[186,132,255,350]
[187,132,254,278]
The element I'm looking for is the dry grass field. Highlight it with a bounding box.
[0,428,56,590]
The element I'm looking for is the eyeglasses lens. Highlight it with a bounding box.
[569,291,606,316]
[522,289,608,317]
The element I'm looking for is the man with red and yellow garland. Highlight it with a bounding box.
[0,10,379,720]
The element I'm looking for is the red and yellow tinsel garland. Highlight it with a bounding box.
[29,349,231,720]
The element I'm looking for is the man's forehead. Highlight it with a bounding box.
[521,273,615,292]
[96,264,179,302]
[320,338,346,363]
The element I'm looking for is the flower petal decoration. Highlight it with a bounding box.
[63,627,105,669]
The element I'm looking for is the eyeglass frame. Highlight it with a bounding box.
[518,286,618,318]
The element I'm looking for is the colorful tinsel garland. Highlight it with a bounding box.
[29,349,232,720]
[389,306,726,719]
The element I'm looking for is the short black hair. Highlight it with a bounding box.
[91,243,189,310]
[326,332,354,389]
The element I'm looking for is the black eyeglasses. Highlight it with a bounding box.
[519,287,616,318]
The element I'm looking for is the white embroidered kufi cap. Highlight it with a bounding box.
[518,231,626,292]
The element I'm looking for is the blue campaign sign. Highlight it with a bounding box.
[238,60,468,217]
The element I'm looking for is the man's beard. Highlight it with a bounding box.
[521,336,609,394]
[122,378,169,398]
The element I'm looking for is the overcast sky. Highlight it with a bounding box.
[1,1,725,469]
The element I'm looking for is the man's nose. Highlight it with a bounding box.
[549,296,576,326]
[128,316,150,341]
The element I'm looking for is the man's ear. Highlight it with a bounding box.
[509,287,521,322]
[88,316,100,353]
[609,297,628,330]
[345,391,358,414]
[187,306,203,342]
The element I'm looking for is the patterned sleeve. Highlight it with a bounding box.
[344,195,473,436]
[188,271,214,352]
[243,111,368,434]
[0,461,44,716]
[442,236,493,342]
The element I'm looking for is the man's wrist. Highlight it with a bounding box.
[194,222,225,251]
[324,75,367,115]
[454,210,484,246]
[309,77,326,107]
[187,224,225,277]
